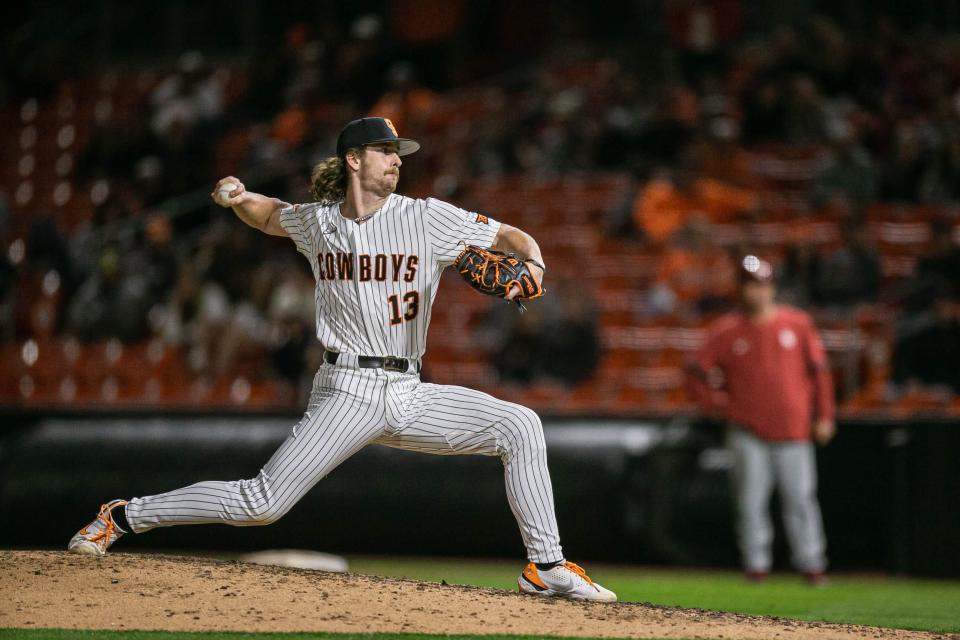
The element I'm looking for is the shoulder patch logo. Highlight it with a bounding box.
[384,118,399,136]
[476,214,489,225]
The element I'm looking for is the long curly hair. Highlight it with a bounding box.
[310,147,362,204]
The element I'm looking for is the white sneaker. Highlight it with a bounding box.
[518,561,617,602]
[67,499,128,557]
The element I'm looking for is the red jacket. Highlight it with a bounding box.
[686,306,835,441]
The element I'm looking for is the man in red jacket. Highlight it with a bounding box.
[687,255,835,585]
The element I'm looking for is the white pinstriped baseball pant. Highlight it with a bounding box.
[125,362,564,563]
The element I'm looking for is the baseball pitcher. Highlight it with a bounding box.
[68,117,616,602]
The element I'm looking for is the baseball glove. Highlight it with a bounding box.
[454,245,544,311]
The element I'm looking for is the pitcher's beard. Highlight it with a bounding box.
[360,172,399,198]
[379,175,399,196]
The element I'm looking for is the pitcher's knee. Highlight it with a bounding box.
[505,405,547,454]
[246,506,285,526]
[236,474,289,526]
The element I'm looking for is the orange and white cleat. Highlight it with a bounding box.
[67,499,129,557]
[518,561,617,602]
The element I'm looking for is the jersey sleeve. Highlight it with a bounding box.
[278,203,321,260]
[684,320,731,417]
[801,315,836,421]
[423,197,502,267]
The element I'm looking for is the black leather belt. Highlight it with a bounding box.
[323,350,419,373]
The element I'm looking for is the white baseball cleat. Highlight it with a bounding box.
[518,561,617,602]
[67,499,128,557]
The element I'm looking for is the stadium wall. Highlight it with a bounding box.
[1,414,957,576]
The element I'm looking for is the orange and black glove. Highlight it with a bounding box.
[454,245,544,311]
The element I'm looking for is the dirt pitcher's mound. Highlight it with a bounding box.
[0,551,952,640]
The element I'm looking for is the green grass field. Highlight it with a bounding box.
[345,556,960,633]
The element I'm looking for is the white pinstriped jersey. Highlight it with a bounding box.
[278,193,500,359]
[125,193,565,566]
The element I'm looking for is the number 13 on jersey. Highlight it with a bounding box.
[388,291,419,325]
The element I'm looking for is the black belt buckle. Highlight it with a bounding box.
[326,350,413,373]
[383,356,407,372]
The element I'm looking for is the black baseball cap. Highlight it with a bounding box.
[336,117,420,157]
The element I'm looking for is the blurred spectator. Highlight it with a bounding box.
[389,0,466,47]
[66,246,150,342]
[810,121,877,207]
[78,117,158,185]
[239,23,310,119]
[631,164,759,245]
[892,292,960,393]
[212,264,276,377]
[22,213,75,336]
[810,214,881,307]
[369,62,437,137]
[893,216,960,394]
[665,0,743,84]
[539,294,601,387]
[691,122,753,187]
[741,78,785,144]
[914,216,960,301]
[649,214,737,316]
[128,213,178,299]
[266,265,317,385]
[783,74,829,146]
[271,101,311,150]
[635,84,699,168]
[67,194,139,284]
[494,290,600,387]
[158,263,231,375]
[210,262,313,381]
[202,223,266,303]
[150,51,224,139]
[329,14,389,105]
[926,124,960,203]
[881,122,928,202]
[494,309,542,385]
[26,212,72,277]
[243,123,287,168]
[778,242,817,307]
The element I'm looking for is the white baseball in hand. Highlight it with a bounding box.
[217,182,239,205]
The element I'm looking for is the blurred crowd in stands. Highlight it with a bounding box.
[2,3,960,410]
